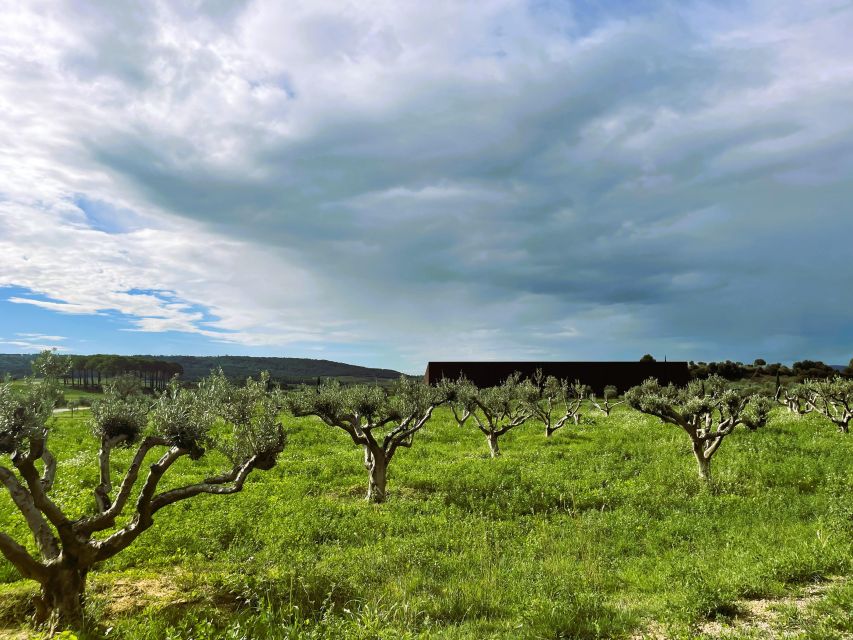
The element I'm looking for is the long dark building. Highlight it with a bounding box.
[423,361,690,394]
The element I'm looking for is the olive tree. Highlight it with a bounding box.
[286,377,444,503]
[625,376,755,482]
[773,372,813,416]
[102,373,144,400]
[589,385,624,417]
[799,377,852,433]
[527,373,583,438]
[447,373,537,456]
[775,381,811,415]
[0,370,284,629]
[741,395,775,430]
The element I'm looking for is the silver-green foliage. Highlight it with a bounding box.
[445,373,538,456]
[286,377,444,502]
[625,375,761,481]
[799,376,853,433]
[90,380,150,445]
[30,350,71,380]
[216,371,285,467]
[150,375,220,458]
[742,395,775,431]
[102,374,144,400]
[0,378,56,454]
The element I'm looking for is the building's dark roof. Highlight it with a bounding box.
[424,361,690,393]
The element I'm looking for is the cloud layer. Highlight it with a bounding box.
[1,0,852,370]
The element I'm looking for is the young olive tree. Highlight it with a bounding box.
[798,377,852,433]
[102,373,144,400]
[775,381,811,415]
[528,371,590,437]
[528,374,573,438]
[741,395,775,431]
[447,373,537,457]
[589,385,624,417]
[0,370,284,629]
[31,350,71,381]
[286,377,444,503]
[625,375,755,483]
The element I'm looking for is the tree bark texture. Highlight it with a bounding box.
[692,439,712,482]
[35,564,88,630]
[364,446,387,503]
[487,432,500,458]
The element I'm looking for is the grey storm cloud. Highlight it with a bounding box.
[1,0,852,369]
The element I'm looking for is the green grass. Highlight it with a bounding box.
[7,379,103,406]
[1,405,851,639]
[58,387,103,404]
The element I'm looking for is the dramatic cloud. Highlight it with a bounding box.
[1,0,852,370]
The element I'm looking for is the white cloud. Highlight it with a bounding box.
[0,340,68,352]
[0,0,852,369]
[15,333,67,342]
[0,198,353,347]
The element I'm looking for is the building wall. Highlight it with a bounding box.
[423,361,690,394]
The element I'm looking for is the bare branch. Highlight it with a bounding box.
[94,435,128,513]
[386,406,435,460]
[0,466,59,559]
[75,436,170,536]
[450,405,470,427]
[702,434,725,459]
[150,456,259,514]
[92,447,185,562]
[0,532,47,581]
[12,440,71,536]
[40,448,57,493]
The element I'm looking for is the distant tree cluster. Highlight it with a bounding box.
[62,355,183,391]
[688,358,843,382]
[139,355,400,385]
[790,360,840,379]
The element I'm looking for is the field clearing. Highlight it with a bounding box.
[1,404,851,639]
[6,380,102,405]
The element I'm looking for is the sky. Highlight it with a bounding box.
[1,0,852,374]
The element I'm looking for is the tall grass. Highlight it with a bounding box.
[1,404,851,638]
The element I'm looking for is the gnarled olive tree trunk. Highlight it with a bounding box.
[691,439,712,483]
[34,563,88,629]
[363,445,388,503]
[486,432,500,457]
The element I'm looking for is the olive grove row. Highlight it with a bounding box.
[1,351,850,630]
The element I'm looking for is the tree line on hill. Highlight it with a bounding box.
[638,353,851,381]
[3,352,848,388]
[687,358,850,380]
[0,353,401,386]
[141,355,402,384]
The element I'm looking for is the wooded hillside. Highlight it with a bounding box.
[0,353,402,384]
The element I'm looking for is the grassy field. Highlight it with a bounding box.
[58,387,102,405]
[1,404,851,639]
[6,380,101,406]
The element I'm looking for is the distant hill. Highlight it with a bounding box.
[0,353,402,385]
[0,354,35,379]
[143,355,402,384]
